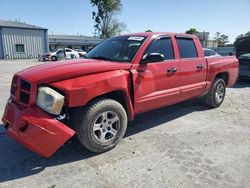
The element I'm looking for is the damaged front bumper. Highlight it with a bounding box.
[2,99,75,157]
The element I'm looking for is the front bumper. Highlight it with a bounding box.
[2,99,75,157]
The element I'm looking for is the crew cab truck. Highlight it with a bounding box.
[2,32,239,157]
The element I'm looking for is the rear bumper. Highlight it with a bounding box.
[1,99,75,157]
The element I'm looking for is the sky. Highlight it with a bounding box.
[0,0,249,43]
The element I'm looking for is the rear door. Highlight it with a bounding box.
[131,36,180,113]
[176,36,207,100]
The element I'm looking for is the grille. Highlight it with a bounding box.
[20,91,30,104]
[21,80,31,91]
[10,77,17,96]
[11,76,32,105]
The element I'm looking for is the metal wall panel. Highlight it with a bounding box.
[0,28,4,59]
[1,27,46,59]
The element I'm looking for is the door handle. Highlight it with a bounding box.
[197,64,204,69]
[167,67,177,73]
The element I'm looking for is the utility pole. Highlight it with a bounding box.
[203,30,206,47]
[92,29,99,38]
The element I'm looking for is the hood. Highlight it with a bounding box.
[49,52,57,56]
[42,52,51,56]
[234,37,250,58]
[16,59,131,83]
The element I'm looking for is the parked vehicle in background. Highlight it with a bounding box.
[234,36,250,77]
[2,32,239,157]
[40,48,80,61]
[203,48,221,58]
[74,48,87,57]
[39,49,57,61]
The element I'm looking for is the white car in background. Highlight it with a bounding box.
[46,48,80,61]
[203,48,221,58]
[74,48,87,57]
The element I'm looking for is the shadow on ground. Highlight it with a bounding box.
[1,80,248,182]
[0,97,210,182]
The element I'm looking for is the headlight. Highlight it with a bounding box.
[37,87,64,115]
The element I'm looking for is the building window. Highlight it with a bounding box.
[15,44,25,53]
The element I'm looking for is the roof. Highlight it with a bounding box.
[48,34,102,45]
[0,20,47,30]
[49,34,101,40]
[120,32,198,39]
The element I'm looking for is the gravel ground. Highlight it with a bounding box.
[0,59,250,188]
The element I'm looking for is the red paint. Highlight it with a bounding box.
[2,32,239,157]
[2,100,75,157]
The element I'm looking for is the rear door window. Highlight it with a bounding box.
[177,38,198,58]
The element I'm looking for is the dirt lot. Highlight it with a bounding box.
[0,59,250,188]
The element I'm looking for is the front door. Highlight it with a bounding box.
[131,37,181,114]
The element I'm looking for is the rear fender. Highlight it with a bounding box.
[204,57,239,93]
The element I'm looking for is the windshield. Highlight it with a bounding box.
[204,49,210,57]
[86,36,146,62]
[51,49,58,52]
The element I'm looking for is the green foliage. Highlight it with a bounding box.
[185,28,199,35]
[236,31,250,39]
[90,0,126,39]
[214,32,229,45]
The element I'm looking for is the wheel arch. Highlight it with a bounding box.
[214,72,229,86]
[68,90,134,124]
[86,90,134,121]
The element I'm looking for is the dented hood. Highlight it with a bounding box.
[16,59,131,83]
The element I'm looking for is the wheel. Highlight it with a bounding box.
[51,56,57,61]
[204,78,226,108]
[76,98,127,152]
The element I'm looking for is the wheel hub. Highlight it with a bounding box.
[93,111,120,143]
[215,83,225,103]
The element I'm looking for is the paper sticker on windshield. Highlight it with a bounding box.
[128,36,145,41]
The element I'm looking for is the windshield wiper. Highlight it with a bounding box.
[89,56,114,61]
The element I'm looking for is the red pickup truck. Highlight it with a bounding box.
[2,32,238,157]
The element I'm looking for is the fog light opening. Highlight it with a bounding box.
[4,122,10,129]
[19,124,28,132]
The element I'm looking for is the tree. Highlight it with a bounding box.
[236,31,250,39]
[145,30,152,32]
[214,32,221,40]
[185,28,199,35]
[90,0,126,39]
[214,32,229,45]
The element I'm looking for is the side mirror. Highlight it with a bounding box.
[140,53,165,64]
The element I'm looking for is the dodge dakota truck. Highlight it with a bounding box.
[2,32,239,157]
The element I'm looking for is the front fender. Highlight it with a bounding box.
[50,70,134,119]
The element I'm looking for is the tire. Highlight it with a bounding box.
[204,78,226,108]
[51,56,57,61]
[76,98,127,153]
